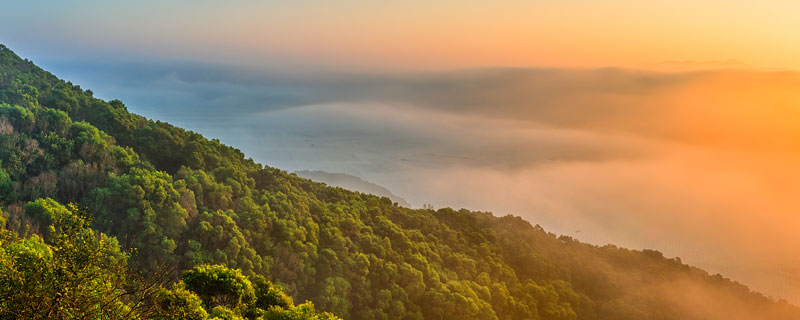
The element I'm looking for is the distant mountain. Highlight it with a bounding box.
[294,170,411,207]
[645,59,749,71]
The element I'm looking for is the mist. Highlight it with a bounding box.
[36,58,800,304]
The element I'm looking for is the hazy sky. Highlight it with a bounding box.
[3,0,800,305]
[3,0,800,69]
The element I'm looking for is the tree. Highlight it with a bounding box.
[182,264,255,311]
[86,167,188,260]
[253,275,294,310]
[151,285,209,320]
[0,199,138,319]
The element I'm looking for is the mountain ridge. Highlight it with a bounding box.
[293,170,411,207]
[1,44,798,319]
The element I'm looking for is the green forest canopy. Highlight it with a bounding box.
[0,43,799,319]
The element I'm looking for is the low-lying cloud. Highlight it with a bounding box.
[42,58,800,303]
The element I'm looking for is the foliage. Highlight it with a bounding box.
[253,275,294,310]
[151,285,209,320]
[1,43,799,320]
[183,264,256,310]
[0,200,134,319]
[0,199,337,319]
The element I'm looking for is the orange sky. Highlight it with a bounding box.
[239,0,800,69]
[4,1,800,70]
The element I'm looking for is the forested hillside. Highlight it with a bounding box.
[0,44,798,319]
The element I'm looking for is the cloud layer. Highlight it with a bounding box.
[42,59,800,303]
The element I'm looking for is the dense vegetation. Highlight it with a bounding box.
[0,44,798,319]
[0,199,336,319]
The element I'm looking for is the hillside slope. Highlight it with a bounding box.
[1,44,798,319]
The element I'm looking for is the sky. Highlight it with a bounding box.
[4,0,800,70]
[3,0,800,304]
